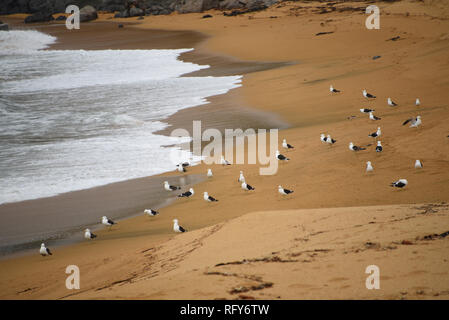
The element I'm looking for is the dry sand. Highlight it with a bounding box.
[0,0,449,299]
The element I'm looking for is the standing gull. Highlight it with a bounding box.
[363,89,376,99]
[176,164,186,173]
[320,133,328,143]
[203,192,219,202]
[241,179,255,191]
[403,116,421,128]
[102,216,116,230]
[390,179,408,188]
[369,112,381,121]
[238,171,245,183]
[278,185,294,195]
[330,85,340,93]
[40,243,52,256]
[415,160,423,169]
[369,127,381,138]
[387,97,397,107]
[415,98,420,106]
[366,161,374,173]
[276,150,290,161]
[220,155,231,166]
[144,209,159,216]
[282,139,294,149]
[349,142,366,151]
[178,188,194,198]
[326,134,336,145]
[84,228,97,240]
[376,141,383,152]
[164,181,180,191]
[173,219,187,233]
[360,108,375,114]
[207,168,213,178]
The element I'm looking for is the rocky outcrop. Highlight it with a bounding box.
[24,12,55,23]
[79,5,98,22]
[0,23,9,31]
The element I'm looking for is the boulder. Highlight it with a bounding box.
[0,23,9,31]
[24,12,55,23]
[79,5,98,22]
[129,7,144,16]
[174,0,219,13]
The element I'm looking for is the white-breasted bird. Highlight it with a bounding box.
[164,181,180,191]
[144,209,159,216]
[387,97,397,107]
[276,150,289,161]
[366,161,373,172]
[176,164,186,173]
[282,139,294,149]
[369,127,381,138]
[178,188,194,198]
[320,133,328,143]
[363,89,376,99]
[376,141,383,152]
[360,108,375,113]
[173,219,186,233]
[415,160,423,169]
[330,85,340,93]
[403,115,421,128]
[238,171,245,183]
[203,192,218,202]
[40,243,52,256]
[84,228,97,239]
[349,142,366,151]
[369,112,381,121]
[278,185,294,195]
[390,179,408,188]
[241,179,255,191]
[326,134,336,145]
[416,98,420,106]
[102,216,116,229]
[220,155,231,166]
[207,168,213,177]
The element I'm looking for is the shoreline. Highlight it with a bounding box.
[0,18,290,258]
[1,0,449,299]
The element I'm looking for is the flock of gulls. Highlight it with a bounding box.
[38,84,437,257]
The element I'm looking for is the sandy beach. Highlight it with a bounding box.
[0,0,448,299]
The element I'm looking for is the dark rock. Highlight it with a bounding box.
[0,23,9,31]
[372,55,381,60]
[315,31,334,36]
[137,15,144,20]
[118,23,124,28]
[120,9,129,17]
[114,12,122,18]
[202,14,213,18]
[24,12,54,23]
[79,5,98,22]
[129,7,143,16]
[55,15,66,21]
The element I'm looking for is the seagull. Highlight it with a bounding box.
[220,155,231,166]
[241,180,255,191]
[203,192,218,202]
[415,160,423,169]
[390,179,408,188]
[376,141,383,152]
[387,97,397,107]
[369,127,381,138]
[238,171,245,183]
[360,108,375,113]
[276,150,289,161]
[363,89,376,99]
[366,161,374,172]
[330,85,340,93]
[178,188,194,198]
[349,142,366,151]
[173,219,187,233]
[144,209,159,216]
[282,139,294,149]
[403,115,421,128]
[40,243,52,256]
[369,112,381,121]
[326,134,336,145]
[164,181,180,191]
[278,185,294,195]
[84,228,97,239]
[320,133,328,143]
[415,98,420,106]
[179,162,190,167]
[207,168,213,177]
[176,164,186,173]
[102,216,116,229]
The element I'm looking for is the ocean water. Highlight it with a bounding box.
[0,30,242,204]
